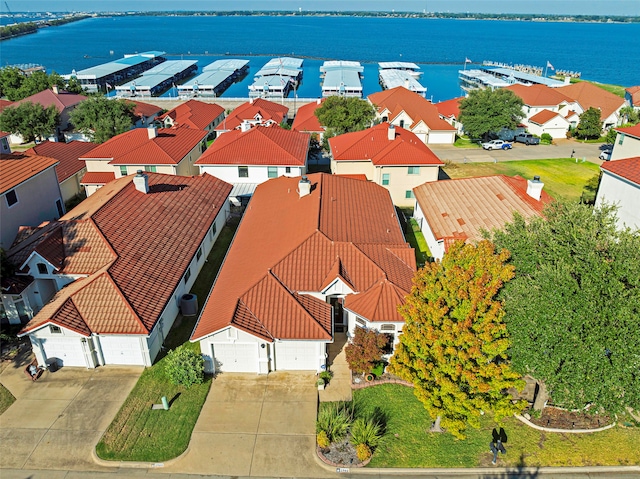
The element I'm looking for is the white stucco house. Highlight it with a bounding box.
[191,174,416,374]
[595,157,640,231]
[8,172,231,369]
[609,124,640,162]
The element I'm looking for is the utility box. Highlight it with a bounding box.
[180,294,198,316]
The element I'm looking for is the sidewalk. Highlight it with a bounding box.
[319,332,352,403]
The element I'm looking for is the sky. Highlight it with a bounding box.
[4,1,640,16]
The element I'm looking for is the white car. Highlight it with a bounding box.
[599,150,612,161]
[482,140,512,150]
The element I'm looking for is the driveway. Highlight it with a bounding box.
[160,371,335,478]
[0,356,142,472]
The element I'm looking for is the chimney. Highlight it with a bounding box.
[147,126,157,139]
[388,124,396,141]
[316,98,322,105]
[249,98,254,104]
[133,170,149,194]
[52,84,59,95]
[240,120,251,132]
[526,175,544,201]
[298,175,311,198]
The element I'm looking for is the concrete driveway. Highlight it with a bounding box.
[160,371,335,478]
[0,357,142,472]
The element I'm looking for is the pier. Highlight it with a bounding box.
[115,60,198,98]
[177,59,249,97]
[379,62,426,96]
[248,57,303,99]
[320,60,364,98]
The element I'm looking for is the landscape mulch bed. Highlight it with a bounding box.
[529,406,613,429]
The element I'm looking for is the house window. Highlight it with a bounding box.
[382,116,388,122]
[120,166,128,176]
[285,167,291,174]
[209,222,217,240]
[399,120,405,128]
[184,268,191,284]
[56,199,64,217]
[618,133,625,145]
[37,263,48,275]
[382,173,390,186]
[5,189,18,207]
[380,324,396,331]
[355,317,367,326]
[50,325,62,334]
[196,247,202,261]
[238,166,249,178]
[145,166,157,173]
[408,166,420,175]
[405,190,415,199]
[268,166,278,178]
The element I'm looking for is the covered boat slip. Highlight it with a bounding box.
[320,60,364,97]
[379,69,427,96]
[178,59,249,97]
[249,56,303,98]
[379,61,422,77]
[116,60,198,97]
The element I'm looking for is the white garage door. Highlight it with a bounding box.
[212,343,258,373]
[99,336,145,365]
[275,341,319,371]
[40,336,86,367]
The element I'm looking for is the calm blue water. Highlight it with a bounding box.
[2,15,639,102]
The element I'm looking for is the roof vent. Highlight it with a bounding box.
[52,84,59,95]
[133,170,149,194]
[388,124,396,141]
[526,176,544,201]
[147,126,158,139]
[317,98,322,105]
[298,175,311,198]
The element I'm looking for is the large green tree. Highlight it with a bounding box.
[0,67,25,101]
[314,96,375,136]
[17,71,52,99]
[0,102,59,143]
[389,240,526,439]
[490,202,640,414]
[574,107,603,139]
[458,88,524,140]
[70,97,136,143]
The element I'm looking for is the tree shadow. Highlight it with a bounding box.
[481,454,540,478]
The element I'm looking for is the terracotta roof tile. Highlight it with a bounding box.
[330,123,443,166]
[80,171,115,185]
[196,126,309,166]
[52,299,92,336]
[529,109,563,125]
[192,173,415,341]
[0,99,14,111]
[107,128,207,165]
[335,174,368,181]
[600,157,640,185]
[126,100,163,119]
[413,175,552,246]
[158,99,224,130]
[292,99,325,133]
[26,141,95,182]
[216,98,288,131]
[626,86,640,107]
[615,123,640,139]
[557,82,625,120]
[14,89,87,113]
[0,153,58,194]
[435,97,463,119]
[506,84,573,107]
[344,280,407,322]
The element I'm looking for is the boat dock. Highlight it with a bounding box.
[64,51,166,93]
[378,63,426,96]
[459,66,568,93]
[320,60,364,98]
[115,60,198,98]
[177,59,249,97]
[248,57,303,98]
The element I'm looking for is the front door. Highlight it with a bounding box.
[328,296,345,332]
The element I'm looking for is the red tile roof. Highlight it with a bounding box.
[82,127,207,166]
[368,87,456,131]
[0,99,14,111]
[626,86,640,107]
[292,99,325,133]
[195,125,309,166]
[413,175,553,249]
[506,84,573,107]
[192,173,416,341]
[14,89,87,113]
[529,109,563,125]
[158,99,224,130]
[615,123,640,140]
[26,141,96,182]
[126,100,163,119]
[557,82,625,121]
[216,98,288,131]
[0,153,58,194]
[336,174,368,181]
[435,97,463,119]
[17,172,232,337]
[600,157,640,185]
[330,123,443,166]
[80,171,115,185]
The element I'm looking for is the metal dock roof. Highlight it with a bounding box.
[379,69,427,96]
[379,61,420,71]
[179,59,249,91]
[459,69,512,89]
[69,51,166,79]
[254,57,303,78]
[321,61,363,96]
[484,67,566,87]
[117,60,197,91]
[202,59,249,72]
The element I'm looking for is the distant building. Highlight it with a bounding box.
[157,100,225,139]
[625,86,640,110]
[215,98,289,135]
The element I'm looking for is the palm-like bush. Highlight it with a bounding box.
[350,416,382,448]
[316,401,354,443]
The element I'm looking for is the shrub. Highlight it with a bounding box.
[316,430,330,448]
[316,401,354,443]
[541,133,553,143]
[355,443,372,462]
[345,328,389,374]
[350,417,382,448]
[319,370,333,383]
[164,345,204,388]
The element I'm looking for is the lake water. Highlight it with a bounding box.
[2,15,639,102]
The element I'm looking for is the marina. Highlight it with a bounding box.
[248,57,303,98]
[177,59,249,97]
[320,60,364,98]
[459,65,569,93]
[379,62,427,97]
[115,60,198,97]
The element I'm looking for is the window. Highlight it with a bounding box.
[238,166,249,178]
[37,263,48,275]
[196,247,202,261]
[285,167,291,174]
[355,317,367,326]
[380,324,396,331]
[5,189,17,207]
[120,166,128,176]
[382,173,390,186]
[209,222,217,240]
[405,190,415,199]
[408,166,420,175]
[268,166,278,178]
[50,325,62,334]
[184,268,191,284]
[618,133,625,145]
[399,120,405,128]
[56,199,64,217]
[144,166,157,173]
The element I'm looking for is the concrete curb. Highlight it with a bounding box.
[514,414,617,433]
[91,443,190,469]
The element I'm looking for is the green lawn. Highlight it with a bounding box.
[355,384,640,468]
[405,218,430,267]
[96,218,240,462]
[444,158,600,202]
[454,136,481,148]
[0,383,15,415]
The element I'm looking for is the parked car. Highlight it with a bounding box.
[514,133,540,145]
[496,127,526,141]
[599,150,612,161]
[599,143,614,151]
[482,139,513,150]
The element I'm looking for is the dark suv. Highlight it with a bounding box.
[514,133,540,145]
